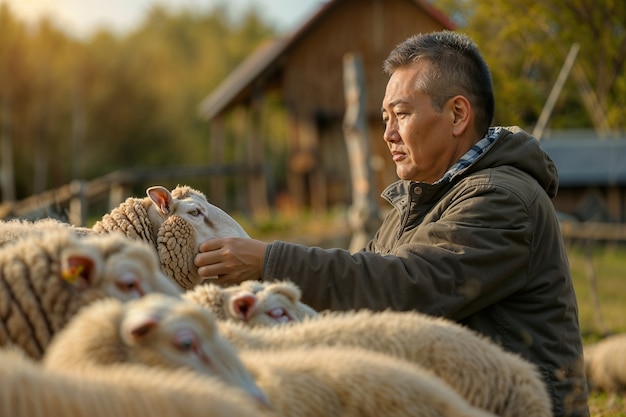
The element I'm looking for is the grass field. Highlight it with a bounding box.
[567,243,626,417]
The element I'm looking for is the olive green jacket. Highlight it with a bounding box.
[263,126,588,417]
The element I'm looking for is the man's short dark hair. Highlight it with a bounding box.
[383,31,495,138]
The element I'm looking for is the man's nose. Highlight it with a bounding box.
[383,121,400,143]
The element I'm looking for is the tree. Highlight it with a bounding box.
[436,0,626,131]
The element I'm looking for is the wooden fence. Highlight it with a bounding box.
[0,163,262,226]
[560,220,626,242]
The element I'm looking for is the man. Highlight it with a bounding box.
[195,30,589,417]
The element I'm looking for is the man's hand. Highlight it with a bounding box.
[194,237,268,286]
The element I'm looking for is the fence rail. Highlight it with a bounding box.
[0,163,261,226]
[560,220,626,242]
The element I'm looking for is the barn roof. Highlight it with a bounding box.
[541,136,626,187]
[198,0,455,120]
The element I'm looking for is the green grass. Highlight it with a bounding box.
[567,244,626,339]
[567,243,626,417]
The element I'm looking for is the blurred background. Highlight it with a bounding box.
[2,0,625,223]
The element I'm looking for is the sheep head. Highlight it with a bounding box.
[119,294,268,405]
[59,233,180,302]
[149,185,250,290]
[43,294,268,406]
[184,280,319,327]
[82,232,181,300]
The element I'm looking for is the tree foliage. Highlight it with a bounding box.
[0,2,278,200]
[2,1,625,201]
[435,0,626,131]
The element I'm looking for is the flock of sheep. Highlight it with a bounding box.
[0,184,623,416]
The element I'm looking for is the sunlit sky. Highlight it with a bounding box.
[2,0,325,37]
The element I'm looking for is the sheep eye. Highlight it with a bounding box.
[116,272,144,296]
[188,208,201,217]
[116,281,138,292]
[172,329,198,352]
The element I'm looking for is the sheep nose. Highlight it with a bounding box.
[230,293,257,321]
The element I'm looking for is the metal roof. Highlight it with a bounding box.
[197,0,456,120]
[541,138,626,186]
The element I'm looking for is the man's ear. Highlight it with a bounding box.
[450,95,471,136]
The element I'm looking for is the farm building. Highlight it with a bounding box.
[540,130,626,223]
[198,0,455,215]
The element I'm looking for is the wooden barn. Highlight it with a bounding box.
[198,0,455,216]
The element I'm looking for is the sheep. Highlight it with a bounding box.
[217,308,552,417]
[182,280,318,326]
[0,346,269,417]
[43,293,268,405]
[93,184,249,289]
[0,217,92,247]
[584,333,626,393]
[0,229,181,359]
[239,346,500,417]
[42,293,498,417]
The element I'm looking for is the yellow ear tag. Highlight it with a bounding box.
[62,264,85,285]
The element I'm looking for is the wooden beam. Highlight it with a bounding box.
[343,53,381,252]
[533,44,579,140]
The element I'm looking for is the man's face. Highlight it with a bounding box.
[381,63,462,184]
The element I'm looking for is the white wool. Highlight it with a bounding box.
[239,346,499,417]
[218,308,552,417]
[43,294,267,405]
[0,229,180,359]
[584,333,626,393]
[0,346,267,417]
[42,293,499,417]
[183,280,318,326]
[0,217,92,247]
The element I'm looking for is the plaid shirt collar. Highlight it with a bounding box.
[435,126,501,184]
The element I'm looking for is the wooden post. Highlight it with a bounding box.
[1,92,15,202]
[246,87,270,217]
[209,115,226,208]
[68,180,87,226]
[583,239,608,335]
[108,183,128,211]
[342,53,381,253]
[286,114,305,211]
[533,44,579,140]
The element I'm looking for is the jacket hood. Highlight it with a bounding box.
[462,126,559,198]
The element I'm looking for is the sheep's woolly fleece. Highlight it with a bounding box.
[43,293,267,405]
[0,217,92,247]
[584,332,626,393]
[238,346,499,417]
[0,347,268,417]
[92,184,249,290]
[0,229,180,359]
[42,294,498,417]
[218,309,552,417]
[182,280,319,326]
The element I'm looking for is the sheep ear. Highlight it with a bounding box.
[60,253,97,291]
[147,186,174,215]
[122,312,160,345]
[129,317,159,338]
[270,282,301,302]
